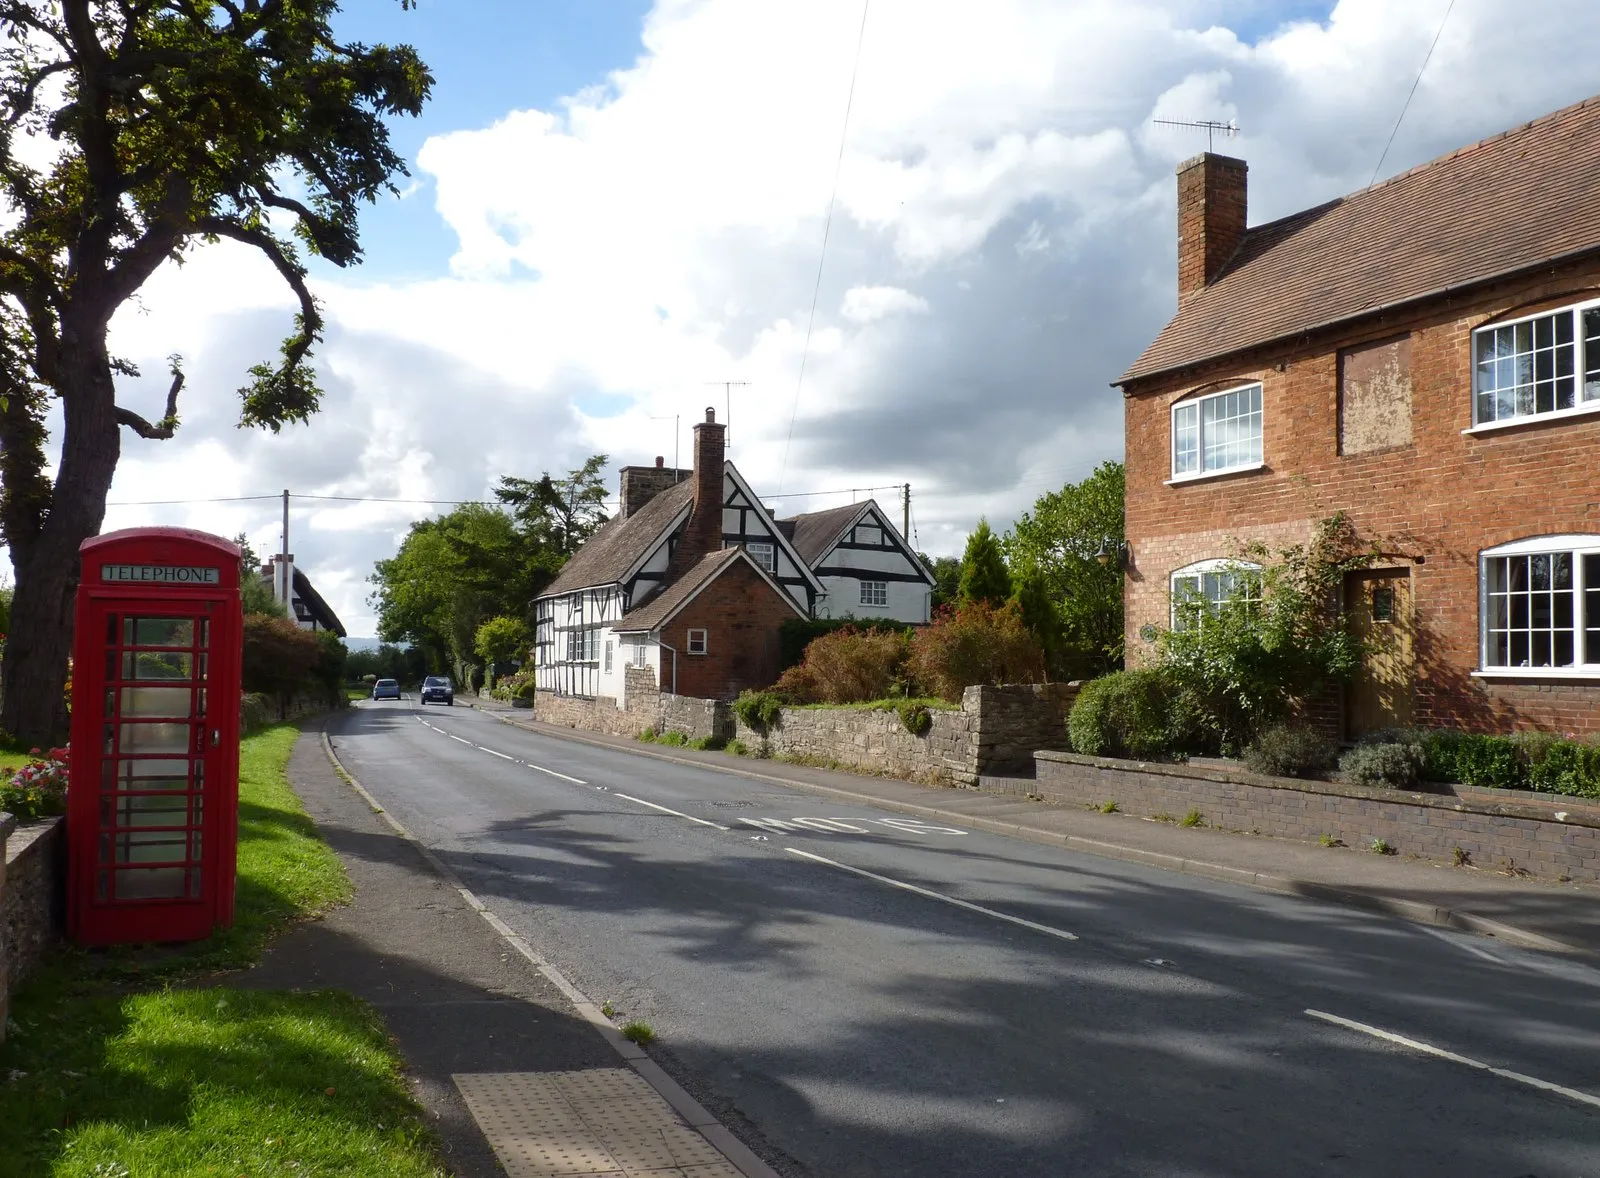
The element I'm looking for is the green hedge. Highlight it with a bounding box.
[1415,729,1600,797]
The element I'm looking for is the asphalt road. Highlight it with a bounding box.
[329,700,1600,1177]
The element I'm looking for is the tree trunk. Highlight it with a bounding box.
[0,334,122,748]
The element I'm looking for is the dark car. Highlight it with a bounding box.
[371,678,401,701]
[420,676,454,706]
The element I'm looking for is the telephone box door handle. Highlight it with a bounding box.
[211,729,220,748]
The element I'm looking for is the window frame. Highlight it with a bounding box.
[1477,535,1600,678]
[1169,558,1263,631]
[859,580,889,608]
[686,628,708,655]
[1169,381,1265,482]
[1468,297,1600,431]
[603,640,613,674]
[746,541,776,573]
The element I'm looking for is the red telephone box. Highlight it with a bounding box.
[67,527,243,945]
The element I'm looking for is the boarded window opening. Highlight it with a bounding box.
[1339,334,1413,455]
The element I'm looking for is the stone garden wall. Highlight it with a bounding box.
[534,668,729,743]
[735,683,1081,785]
[0,816,65,1042]
[1034,751,1600,884]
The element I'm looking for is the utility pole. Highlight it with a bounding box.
[705,381,750,450]
[902,483,910,542]
[279,488,290,604]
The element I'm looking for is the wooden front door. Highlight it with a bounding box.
[1345,569,1415,739]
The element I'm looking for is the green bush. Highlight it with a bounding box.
[779,617,915,672]
[688,734,727,751]
[658,730,688,747]
[1422,730,1521,788]
[1244,724,1338,778]
[240,692,272,735]
[1524,740,1600,798]
[1340,740,1423,788]
[906,600,1045,703]
[898,701,932,736]
[636,726,657,742]
[1067,669,1180,760]
[775,626,908,704]
[733,689,784,734]
[725,738,749,757]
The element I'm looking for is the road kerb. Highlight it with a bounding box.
[474,708,1585,958]
[317,725,783,1178]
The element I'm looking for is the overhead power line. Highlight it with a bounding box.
[777,0,871,494]
[1370,0,1455,186]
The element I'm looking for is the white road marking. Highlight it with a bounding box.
[792,817,872,834]
[526,762,588,785]
[1417,924,1504,964]
[785,848,1078,943]
[1304,1009,1600,1111]
[612,792,729,831]
[448,734,474,745]
[743,815,967,838]
[478,746,515,761]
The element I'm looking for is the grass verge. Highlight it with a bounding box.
[0,723,443,1178]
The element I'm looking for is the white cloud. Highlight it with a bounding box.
[47,0,1600,635]
[841,286,930,324]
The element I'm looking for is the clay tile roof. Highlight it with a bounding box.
[613,547,748,633]
[537,478,693,598]
[780,501,870,565]
[1121,94,1600,384]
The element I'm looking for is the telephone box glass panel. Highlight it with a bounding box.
[97,613,210,901]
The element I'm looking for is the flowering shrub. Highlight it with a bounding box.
[906,601,1045,703]
[774,626,908,704]
[1,746,69,822]
[491,668,536,702]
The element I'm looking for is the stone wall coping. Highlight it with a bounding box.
[5,816,62,863]
[0,812,14,845]
[1035,750,1600,832]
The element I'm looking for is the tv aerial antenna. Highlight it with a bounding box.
[1153,118,1239,152]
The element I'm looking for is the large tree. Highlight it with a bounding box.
[494,453,609,558]
[0,1,430,743]
[1004,460,1125,678]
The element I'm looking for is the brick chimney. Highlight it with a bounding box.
[1177,153,1247,301]
[618,455,689,519]
[678,407,726,562]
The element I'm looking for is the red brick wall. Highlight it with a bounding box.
[661,559,795,700]
[1124,257,1600,735]
[1177,153,1247,300]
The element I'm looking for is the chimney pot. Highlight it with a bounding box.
[655,456,664,468]
[1176,152,1248,301]
[705,407,715,423]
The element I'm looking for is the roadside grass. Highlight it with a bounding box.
[792,697,954,712]
[0,724,441,1178]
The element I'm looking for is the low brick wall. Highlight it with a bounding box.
[736,683,1081,785]
[534,669,730,743]
[1034,751,1600,883]
[1,816,65,1040]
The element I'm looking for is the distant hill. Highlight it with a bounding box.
[344,636,384,653]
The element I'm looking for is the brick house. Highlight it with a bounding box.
[1120,95,1600,739]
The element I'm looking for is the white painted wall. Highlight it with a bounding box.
[816,576,930,624]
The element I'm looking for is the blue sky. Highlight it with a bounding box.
[324,0,653,280]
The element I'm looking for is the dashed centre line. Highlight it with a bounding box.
[785,847,1079,944]
[612,792,730,831]
[479,747,515,761]
[1305,1009,1600,1112]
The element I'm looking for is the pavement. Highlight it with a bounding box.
[236,724,777,1178]
[469,695,1600,958]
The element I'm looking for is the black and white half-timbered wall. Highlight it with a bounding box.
[782,500,935,625]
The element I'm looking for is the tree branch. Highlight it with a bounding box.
[114,362,183,439]
[196,216,321,361]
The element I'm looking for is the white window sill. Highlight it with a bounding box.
[1471,668,1600,682]
[1463,401,1600,435]
[1165,462,1266,487]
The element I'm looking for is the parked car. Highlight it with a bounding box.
[420,676,454,706]
[371,678,401,701]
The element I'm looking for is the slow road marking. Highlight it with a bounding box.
[785,847,1078,943]
[1305,1009,1600,1112]
[745,815,966,837]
